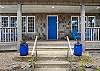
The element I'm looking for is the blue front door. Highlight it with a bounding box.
[48,16,57,40]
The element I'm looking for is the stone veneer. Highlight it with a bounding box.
[22,13,72,41]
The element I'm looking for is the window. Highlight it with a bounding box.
[27,16,35,32]
[0,16,35,42]
[71,16,79,32]
[87,16,96,27]
[1,16,17,27]
[10,16,17,27]
[22,16,27,32]
[1,16,35,33]
[22,16,35,33]
[0,16,17,42]
[1,16,9,27]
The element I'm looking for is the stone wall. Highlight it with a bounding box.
[22,14,47,41]
[22,13,74,41]
[58,14,71,40]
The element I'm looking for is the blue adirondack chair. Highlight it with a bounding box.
[71,30,81,40]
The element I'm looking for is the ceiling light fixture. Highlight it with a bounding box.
[52,6,55,8]
[1,6,5,8]
[0,5,5,8]
[0,5,2,7]
[96,7,100,9]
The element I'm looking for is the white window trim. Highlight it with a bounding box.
[87,16,96,27]
[10,16,17,28]
[71,16,79,32]
[27,16,35,33]
[0,16,1,42]
[85,16,88,28]
[10,16,17,17]
[22,16,27,33]
[1,16,9,28]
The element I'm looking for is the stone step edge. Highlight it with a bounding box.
[35,61,70,65]
[29,46,74,48]
[34,68,70,70]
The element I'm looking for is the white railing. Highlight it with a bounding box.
[0,27,17,42]
[85,27,100,41]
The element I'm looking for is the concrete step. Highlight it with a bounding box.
[34,68,70,71]
[27,41,75,46]
[29,46,69,49]
[29,46,73,51]
[35,61,70,68]
[36,57,67,61]
[29,51,69,57]
[13,50,69,62]
[35,61,70,65]
[28,45,74,49]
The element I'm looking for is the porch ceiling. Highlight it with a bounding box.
[0,0,100,5]
[0,5,100,13]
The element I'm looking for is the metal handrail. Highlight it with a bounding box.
[66,36,73,71]
[66,36,73,55]
[31,36,38,69]
[31,36,38,56]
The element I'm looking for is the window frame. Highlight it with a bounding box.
[22,16,27,33]
[87,16,96,28]
[10,16,17,28]
[71,16,79,32]
[1,16,9,28]
[27,16,35,33]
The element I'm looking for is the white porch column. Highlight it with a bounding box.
[80,5,85,52]
[0,16,1,27]
[0,7,1,27]
[17,3,22,48]
[0,6,2,42]
[0,15,1,42]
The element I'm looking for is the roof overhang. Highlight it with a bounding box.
[0,0,100,6]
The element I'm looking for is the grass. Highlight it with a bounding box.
[96,68,100,71]
[67,52,93,71]
[67,55,92,64]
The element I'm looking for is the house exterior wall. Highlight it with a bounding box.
[0,13,100,41]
